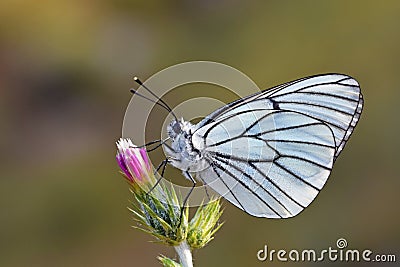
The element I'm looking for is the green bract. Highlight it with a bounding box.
[116,138,224,266]
[129,182,189,246]
[187,198,224,249]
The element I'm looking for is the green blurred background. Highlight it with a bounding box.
[0,1,399,266]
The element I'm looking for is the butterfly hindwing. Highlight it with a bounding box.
[193,109,335,218]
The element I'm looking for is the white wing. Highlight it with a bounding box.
[193,109,335,218]
[196,73,363,160]
[191,74,363,218]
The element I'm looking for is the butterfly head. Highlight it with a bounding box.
[167,118,193,139]
[167,119,182,139]
[165,118,205,172]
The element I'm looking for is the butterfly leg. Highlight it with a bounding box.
[146,141,165,152]
[130,139,161,148]
[146,158,169,196]
[178,171,196,227]
[198,176,211,201]
[130,137,170,153]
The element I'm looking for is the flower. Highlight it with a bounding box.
[115,138,224,266]
[116,138,153,191]
[116,138,189,245]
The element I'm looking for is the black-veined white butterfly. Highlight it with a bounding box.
[133,73,363,219]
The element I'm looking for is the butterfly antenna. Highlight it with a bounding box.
[133,77,178,121]
[130,88,172,115]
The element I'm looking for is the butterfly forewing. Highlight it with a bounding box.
[262,74,363,158]
[196,74,362,159]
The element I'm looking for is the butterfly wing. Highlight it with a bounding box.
[196,73,363,160]
[191,73,363,218]
[193,109,335,218]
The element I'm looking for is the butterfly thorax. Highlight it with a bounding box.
[164,118,208,173]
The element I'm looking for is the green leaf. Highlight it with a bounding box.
[158,255,182,267]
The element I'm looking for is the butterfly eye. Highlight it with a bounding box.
[172,121,181,134]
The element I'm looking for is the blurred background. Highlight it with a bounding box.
[0,1,399,266]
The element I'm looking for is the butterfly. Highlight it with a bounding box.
[133,73,363,218]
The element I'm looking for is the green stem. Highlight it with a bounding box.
[174,241,193,267]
